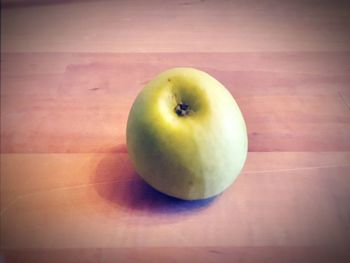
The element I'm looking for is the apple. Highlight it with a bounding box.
[126,68,248,200]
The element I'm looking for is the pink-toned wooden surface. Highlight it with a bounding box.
[2,52,350,263]
[2,52,350,153]
[2,0,350,52]
[1,1,350,263]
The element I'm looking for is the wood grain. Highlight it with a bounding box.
[2,0,350,52]
[3,247,350,263]
[1,52,350,263]
[2,53,350,153]
[1,152,350,249]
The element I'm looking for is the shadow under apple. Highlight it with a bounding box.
[92,144,218,215]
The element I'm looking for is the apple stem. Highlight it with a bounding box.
[175,103,191,116]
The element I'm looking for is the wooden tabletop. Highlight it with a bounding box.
[1,1,350,262]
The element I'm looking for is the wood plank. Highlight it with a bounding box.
[2,247,350,263]
[2,152,350,209]
[2,53,350,153]
[2,0,350,52]
[1,152,350,249]
[3,52,350,79]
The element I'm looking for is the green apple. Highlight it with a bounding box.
[126,67,248,200]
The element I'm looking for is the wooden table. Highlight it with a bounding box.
[1,1,350,262]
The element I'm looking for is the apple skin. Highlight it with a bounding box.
[126,67,248,200]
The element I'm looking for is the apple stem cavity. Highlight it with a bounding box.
[175,103,191,117]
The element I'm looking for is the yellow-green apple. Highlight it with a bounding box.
[126,68,248,200]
